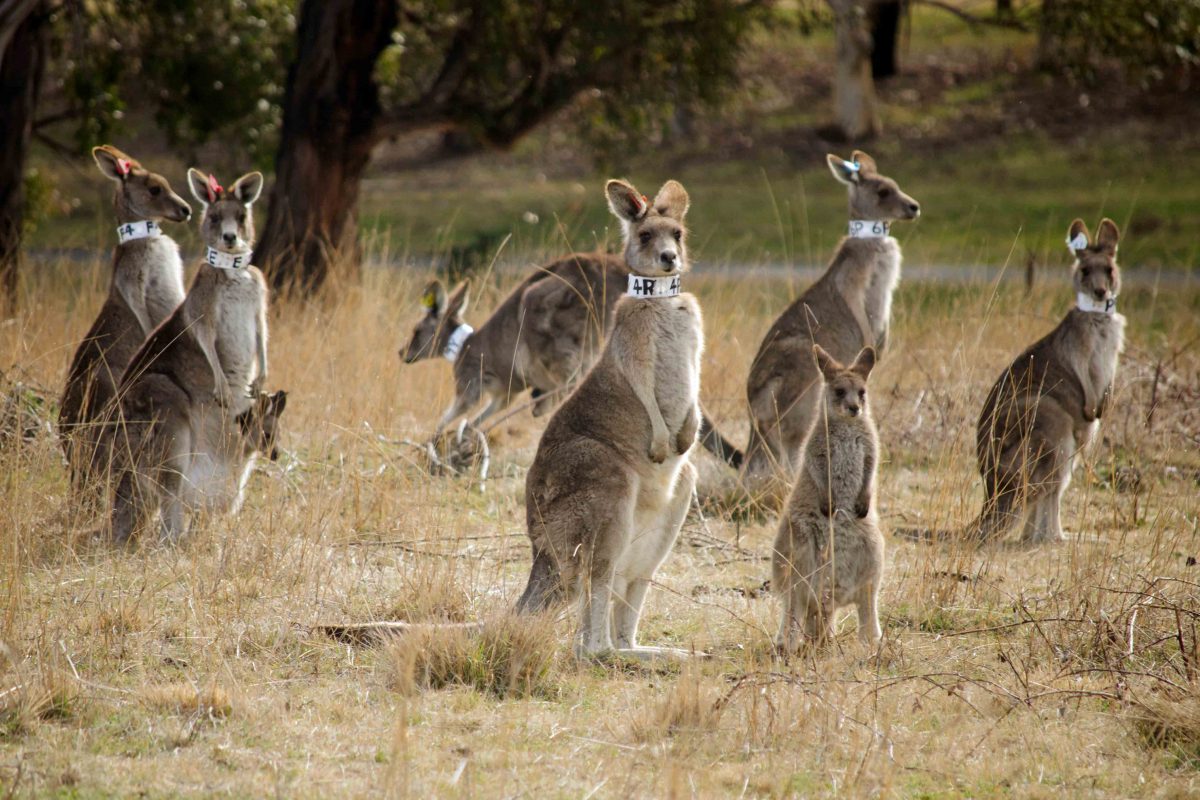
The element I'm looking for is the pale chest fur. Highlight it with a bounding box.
[211,268,266,390]
[114,237,186,330]
[617,293,704,433]
[1066,311,1125,404]
[861,237,902,340]
[181,410,257,512]
[805,418,875,509]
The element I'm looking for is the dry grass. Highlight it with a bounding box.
[0,252,1197,797]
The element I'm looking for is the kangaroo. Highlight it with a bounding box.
[401,252,628,429]
[104,169,269,542]
[322,180,704,660]
[58,145,191,492]
[773,345,883,655]
[700,151,919,504]
[972,219,1125,543]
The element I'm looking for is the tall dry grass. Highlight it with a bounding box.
[0,252,1197,796]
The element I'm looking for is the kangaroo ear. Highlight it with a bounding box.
[606,179,648,223]
[850,150,877,174]
[826,154,861,185]
[186,168,214,205]
[1095,218,1120,253]
[93,146,137,182]
[231,172,264,205]
[652,180,689,220]
[1066,219,1091,253]
[446,280,470,319]
[812,344,842,380]
[420,280,446,315]
[269,389,287,415]
[850,346,876,379]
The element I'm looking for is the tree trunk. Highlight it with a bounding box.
[827,0,878,140]
[255,0,398,296]
[1036,0,1061,70]
[870,1,901,80]
[996,0,1013,15]
[0,1,44,313]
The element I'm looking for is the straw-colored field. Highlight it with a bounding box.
[2,252,1198,797]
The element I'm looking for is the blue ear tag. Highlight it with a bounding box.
[844,160,861,173]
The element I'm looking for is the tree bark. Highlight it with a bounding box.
[828,0,879,140]
[870,1,902,80]
[0,1,44,313]
[255,0,398,295]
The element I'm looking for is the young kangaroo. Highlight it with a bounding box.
[58,146,191,491]
[973,219,1125,543]
[401,252,628,429]
[700,151,918,504]
[773,345,883,655]
[105,170,269,542]
[518,178,703,661]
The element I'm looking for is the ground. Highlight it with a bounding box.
[1,259,1198,798]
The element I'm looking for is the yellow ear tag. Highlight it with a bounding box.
[421,292,437,310]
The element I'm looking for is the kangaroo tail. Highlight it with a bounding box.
[698,409,744,469]
[515,547,563,614]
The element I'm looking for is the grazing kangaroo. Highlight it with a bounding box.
[700,151,919,503]
[972,219,1125,543]
[105,169,269,542]
[773,345,883,654]
[58,146,191,491]
[323,180,703,660]
[401,252,628,429]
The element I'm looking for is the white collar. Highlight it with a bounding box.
[626,273,682,298]
[1076,292,1116,315]
[848,220,890,239]
[206,246,252,270]
[116,220,162,244]
[443,323,473,363]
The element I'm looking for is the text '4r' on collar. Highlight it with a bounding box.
[206,247,252,270]
[116,221,162,244]
[848,220,890,239]
[626,273,682,298]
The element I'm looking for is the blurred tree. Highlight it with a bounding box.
[256,0,759,295]
[0,0,46,312]
[1037,0,1200,83]
[827,0,877,140]
[870,0,903,80]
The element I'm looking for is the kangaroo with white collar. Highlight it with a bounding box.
[973,219,1126,543]
[320,181,703,656]
[400,252,627,431]
[59,145,191,492]
[518,178,704,661]
[699,151,919,504]
[104,169,269,542]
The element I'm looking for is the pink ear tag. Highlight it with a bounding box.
[206,174,223,203]
[116,159,132,177]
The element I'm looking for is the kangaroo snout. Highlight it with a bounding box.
[174,203,192,222]
[223,232,238,246]
[905,201,921,219]
[660,251,677,267]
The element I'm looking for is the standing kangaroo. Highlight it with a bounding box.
[973,219,1125,543]
[105,170,269,542]
[700,151,919,503]
[518,178,703,661]
[401,252,628,429]
[58,146,191,491]
[773,346,883,654]
[322,181,704,658]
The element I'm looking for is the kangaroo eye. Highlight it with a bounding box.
[639,232,652,245]
[835,388,845,399]
[672,230,681,242]
[877,188,891,199]
[149,186,162,197]
[1080,268,1090,278]
[858,389,866,399]
[237,211,246,224]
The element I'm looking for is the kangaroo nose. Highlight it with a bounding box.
[223,232,237,245]
[1093,288,1107,300]
[847,405,860,416]
[907,202,921,217]
[181,206,192,221]
[660,251,677,267]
